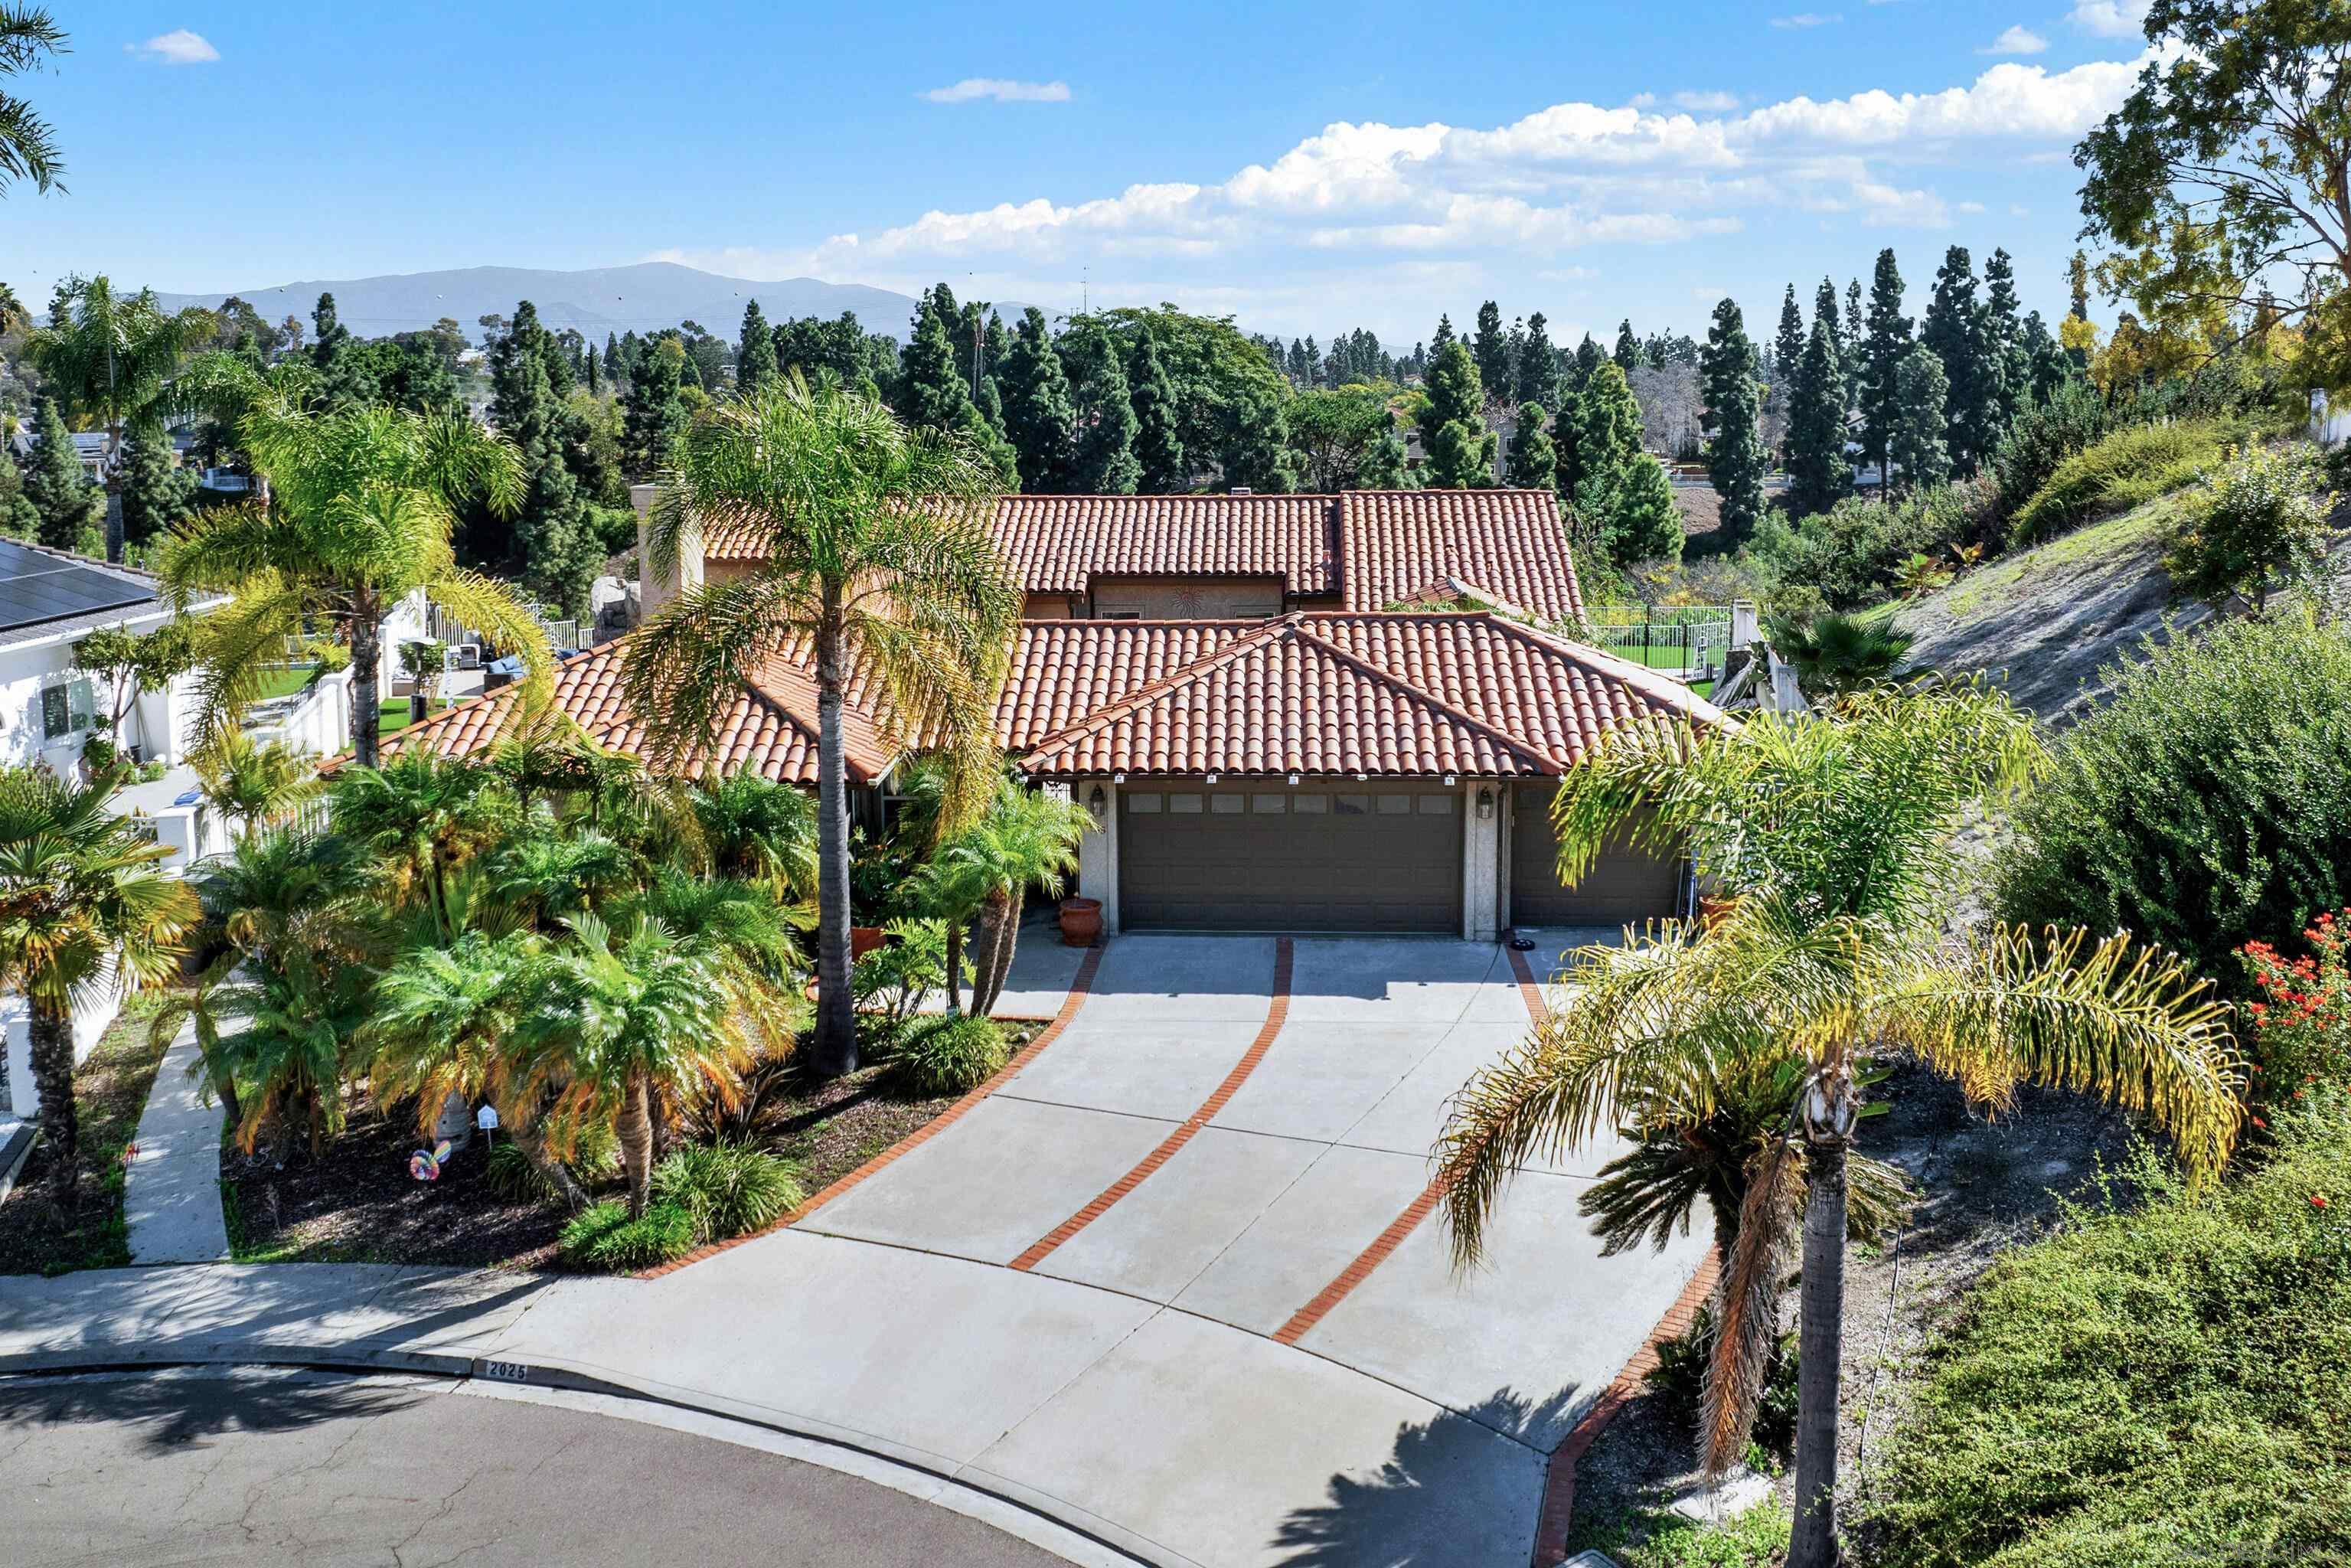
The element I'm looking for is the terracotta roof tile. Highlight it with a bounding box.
[1340,489,1585,623]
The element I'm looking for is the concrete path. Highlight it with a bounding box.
[1,931,1704,1568]
[123,1019,230,1265]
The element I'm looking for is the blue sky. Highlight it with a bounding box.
[18,2,2159,346]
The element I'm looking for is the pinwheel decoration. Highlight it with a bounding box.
[409,1141,453,1181]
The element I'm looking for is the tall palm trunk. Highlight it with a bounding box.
[1790,1121,1851,1568]
[942,921,965,1016]
[616,1071,655,1219]
[29,1003,79,1200]
[983,889,1025,1015]
[811,588,857,1078]
[965,893,1009,1017]
[350,597,382,769]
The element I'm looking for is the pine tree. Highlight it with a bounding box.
[1786,316,1853,515]
[489,301,599,616]
[1125,327,1187,495]
[1613,319,1640,371]
[1843,277,1866,409]
[1573,359,1646,489]
[1860,248,1912,496]
[1982,247,2030,435]
[1773,283,1804,384]
[1418,341,1497,488]
[1889,343,1951,497]
[1471,302,1511,403]
[1505,403,1556,490]
[1358,415,1415,489]
[310,292,350,370]
[584,342,601,395]
[1431,314,1455,354]
[897,285,974,430]
[1583,448,1682,567]
[622,336,689,479]
[1813,277,1846,407]
[1517,312,1556,409]
[1572,333,1605,390]
[310,290,377,411]
[2068,250,2091,323]
[1921,246,1992,474]
[22,397,97,552]
[118,429,195,548]
[1697,299,1768,542]
[736,300,777,396]
[1058,317,1140,494]
[998,308,1076,493]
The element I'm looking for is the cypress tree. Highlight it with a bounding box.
[1517,312,1556,409]
[1786,316,1853,516]
[489,301,598,616]
[998,308,1076,493]
[1983,247,2030,433]
[1921,245,1992,472]
[1613,318,1640,371]
[1772,284,1804,417]
[22,397,98,552]
[1059,317,1140,494]
[1697,299,1768,543]
[118,429,195,548]
[1430,313,1455,354]
[584,342,600,395]
[1504,403,1556,490]
[1889,344,1951,498]
[622,336,689,479]
[1860,248,1912,496]
[1418,341,1497,488]
[736,299,777,396]
[897,285,974,430]
[1471,301,1511,401]
[1126,327,1187,495]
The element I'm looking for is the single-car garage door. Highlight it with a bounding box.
[1510,782,1684,926]
[1121,782,1462,932]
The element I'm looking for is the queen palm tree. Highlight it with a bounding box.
[509,914,751,1217]
[1435,681,2243,1568]
[27,274,214,557]
[153,390,550,767]
[192,726,321,837]
[0,762,198,1195]
[622,375,1018,1076]
[0,6,67,198]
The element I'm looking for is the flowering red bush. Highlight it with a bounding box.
[2236,910,2351,1109]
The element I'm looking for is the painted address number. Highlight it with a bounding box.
[478,1360,532,1383]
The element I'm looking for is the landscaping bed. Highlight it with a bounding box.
[0,992,177,1277]
[220,1021,1043,1272]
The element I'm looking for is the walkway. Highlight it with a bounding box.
[123,1019,230,1265]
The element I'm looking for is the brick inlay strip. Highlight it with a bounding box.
[638,941,1107,1279]
[1009,937,1295,1272]
[1531,1248,1722,1566]
[1271,942,1556,1345]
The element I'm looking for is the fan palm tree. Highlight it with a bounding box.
[621,375,1019,1076]
[1435,682,2243,1568]
[1765,612,1919,701]
[0,6,67,198]
[27,274,214,554]
[917,779,1091,1018]
[192,726,321,837]
[152,389,550,767]
[0,763,198,1194]
[509,914,751,1217]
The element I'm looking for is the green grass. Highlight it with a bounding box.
[378,698,442,738]
[253,663,319,700]
[1941,497,2179,625]
[1566,1501,1791,1568]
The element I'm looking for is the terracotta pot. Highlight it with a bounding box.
[850,926,888,960]
[1058,897,1103,948]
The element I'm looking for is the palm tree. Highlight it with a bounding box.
[509,914,750,1217]
[328,753,517,941]
[206,959,371,1159]
[152,390,550,767]
[0,5,67,198]
[622,376,1019,1076]
[691,771,820,900]
[0,763,198,1194]
[1435,682,2244,1568]
[1766,612,1919,701]
[192,726,321,837]
[917,779,1090,1018]
[488,818,638,934]
[27,274,214,556]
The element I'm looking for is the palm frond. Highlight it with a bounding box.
[1701,1132,1805,1476]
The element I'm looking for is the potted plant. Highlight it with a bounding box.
[1058,897,1102,948]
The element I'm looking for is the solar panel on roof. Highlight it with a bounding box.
[0,539,155,635]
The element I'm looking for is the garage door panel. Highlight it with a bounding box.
[1122,784,1461,932]
[1510,783,1683,926]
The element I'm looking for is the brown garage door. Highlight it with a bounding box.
[1120,782,1462,932]
[1510,782,1684,926]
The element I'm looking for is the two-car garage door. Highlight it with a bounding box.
[1120,783,1462,933]
[1509,782,1686,926]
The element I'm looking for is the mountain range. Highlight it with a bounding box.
[148,263,945,345]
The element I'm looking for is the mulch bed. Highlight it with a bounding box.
[221,1021,1045,1273]
[0,995,177,1278]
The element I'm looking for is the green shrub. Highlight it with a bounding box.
[1575,1501,1792,1568]
[485,1121,619,1203]
[1989,379,2113,521]
[1857,1096,2351,1566]
[889,1014,1008,1096]
[1745,483,1975,610]
[557,1200,697,1271]
[1995,611,2351,988]
[650,1140,804,1241]
[2008,419,2231,546]
[2163,441,2334,611]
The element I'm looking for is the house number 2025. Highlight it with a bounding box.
[478,1360,531,1383]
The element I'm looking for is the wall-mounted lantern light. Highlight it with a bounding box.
[1087,784,1109,829]
[1476,786,1495,822]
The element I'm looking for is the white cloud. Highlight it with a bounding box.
[1983,24,2049,55]
[920,77,1069,104]
[1673,90,1742,112]
[127,29,217,65]
[2069,0,2150,38]
[1732,54,2150,145]
[1771,13,1843,28]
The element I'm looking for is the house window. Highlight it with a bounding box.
[1377,795,1412,815]
[1168,792,1203,814]
[1418,795,1453,815]
[1293,793,1329,814]
[1127,792,1164,814]
[1335,793,1370,816]
[1251,793,1286,814]
[40,678,94,743]
[1210,793,1245,814]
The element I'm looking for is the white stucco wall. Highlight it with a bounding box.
[1074,778,1120,935]
[1462,779,1502,942]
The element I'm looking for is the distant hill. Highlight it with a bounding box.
[148,263,959,345]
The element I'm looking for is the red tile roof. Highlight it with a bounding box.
[696,489,1582,622]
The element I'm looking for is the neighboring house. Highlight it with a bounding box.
[394,491,1724,939]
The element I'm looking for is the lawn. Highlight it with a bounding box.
[253,662,319,700]
[0,991,178,1276]
[378,698,442,738]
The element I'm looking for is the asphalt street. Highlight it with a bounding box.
[0,1367,1079,1566]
